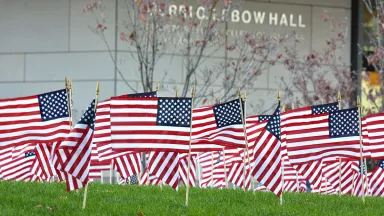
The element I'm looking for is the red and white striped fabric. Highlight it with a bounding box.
[352,172,371,197]
[361,117,371,158]
[228,115,271,190]
[191,100,246,149]
[282,158,306,192]
[139,170,161,186]
[89,143,110,180]
[285,108,361,165]
[113,152,141,179]
[199,152,218,188]
[179,153,198,187]
[311,176,337,194]
[110,97,193,152]
[254,185,269,192]
[1,144,37,181]
[369,161,384,197]
[0,89,70,149]
[95,91,157,161]
[147,151,180,190]
[251,104,282,197]
[365,113,384,160]
[0,147,13,179]
[322,160,355,195]
[30,143,56,181]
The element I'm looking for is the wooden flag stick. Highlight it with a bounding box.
[110,160,114,184]
[83,82,100,210]
[238,89,251,191]
[65,78,73,129]
[222,148,228,188]
[357,95,365,203]
[290,103,300,193]
[277,90,283,206]
[337,92,342,197]
[185,88,195,206]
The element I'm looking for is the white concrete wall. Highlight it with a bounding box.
[0,0,351,118]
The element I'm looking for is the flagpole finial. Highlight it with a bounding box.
[191,87,194,98]
[277,89,280,102]
[282,105,286,112]
[238,88,241,97]
[338,92,341,102]
[218,97,221,104]
[175,88,178,97]
[243,91,247,102]
[156,81,159,91]
[321,99,324,105]
[96,82,100,96]
[65,77,68,89]
[357,95,361,108]
[291,102,294,110]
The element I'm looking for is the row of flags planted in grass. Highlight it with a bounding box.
[1,81,384,206]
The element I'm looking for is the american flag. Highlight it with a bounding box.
[369,160,384,197]
[365,113,384,160]
[251,103,282,197]
[89,144,109,180]
[55,100,96,191]
[62,100,95,190]
[94,91,157,161]
[281,103,338,190]
[110,96,192,152]
[179,153,198,187]
[285,108,362,165]
[0,89,70,179]
[113,152,141,179]
[192,99,246,149]
[282,158,306,192]
[0,89,70,148]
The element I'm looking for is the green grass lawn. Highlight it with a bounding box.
[1,181,384,215]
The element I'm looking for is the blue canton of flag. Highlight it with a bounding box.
[216,151,222,164]
[311,102,339,115]
[266,102,281,140]
[128,91,157,98]
[38,89,69,122]
[329,108,359,138]
[213,99,243,128]
[25,151,36,158]
[259,115,272,122]
[380,160,384,169]
[78,99,96,130]
[130,174,138,184]
[156,97,192,127]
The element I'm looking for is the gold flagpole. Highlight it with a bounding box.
[278,90,283,206]
[281,104,285,194]
[65,78,73,129]
[337,92,342,197]
[290,103,300,193]
[185,88,195,206]
[83,82,100,210]
[238,89,251,191]
[223,148,228,188]
[357,95,365,203]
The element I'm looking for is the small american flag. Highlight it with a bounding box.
[110,96,192,152]
[179,153,198,187]
[1,144,37,181]
[285,107,361,165]
[192,99,246,149]
[251,103,282,197]
[113,152,141,179]
[54,100,96,191]
[130,174,138,185]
